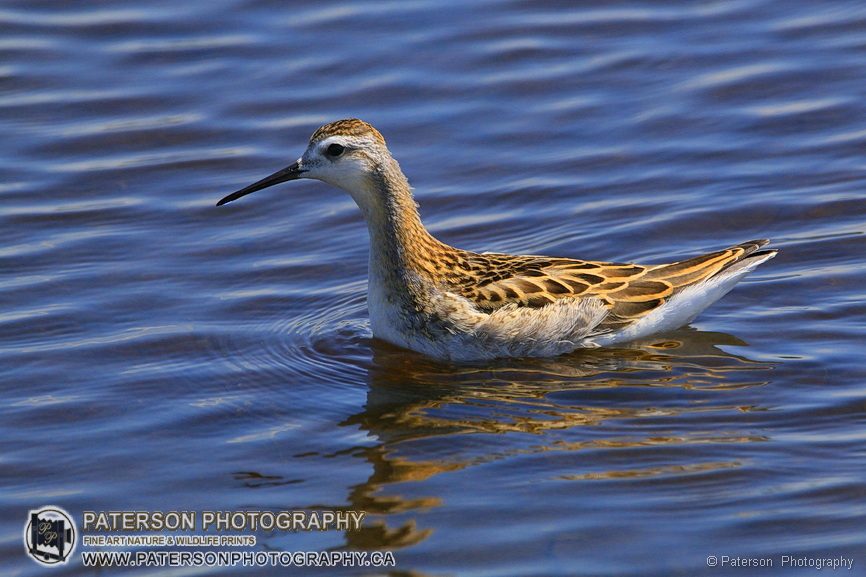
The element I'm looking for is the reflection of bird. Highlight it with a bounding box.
[218,119,776,361]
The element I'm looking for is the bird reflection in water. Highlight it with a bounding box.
[231,328,775,552]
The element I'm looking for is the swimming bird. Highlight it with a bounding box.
[217,119,776,361]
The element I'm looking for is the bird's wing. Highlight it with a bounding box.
[458,239,773,332]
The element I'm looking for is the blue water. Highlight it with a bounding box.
[3,1,866,575]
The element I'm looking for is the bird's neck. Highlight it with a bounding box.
[356,158,456,280]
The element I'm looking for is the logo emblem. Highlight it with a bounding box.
[25,507,76,565]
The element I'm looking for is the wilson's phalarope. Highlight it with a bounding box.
[218,119,776,361]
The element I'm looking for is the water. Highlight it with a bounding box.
[3,0,865,575]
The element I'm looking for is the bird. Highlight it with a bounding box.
[217,119,776,361]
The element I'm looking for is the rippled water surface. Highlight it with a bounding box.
[3,1,866,575]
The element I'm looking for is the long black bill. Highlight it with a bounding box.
[216,162,306,206]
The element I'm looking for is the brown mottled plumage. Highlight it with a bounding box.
[218,119,777,361]
[453,240,772,329]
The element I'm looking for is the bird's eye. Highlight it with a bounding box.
[326,143,345,157]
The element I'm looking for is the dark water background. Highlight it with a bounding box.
[3,1,866,575]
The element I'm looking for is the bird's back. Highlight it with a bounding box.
[445,239,776,338]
